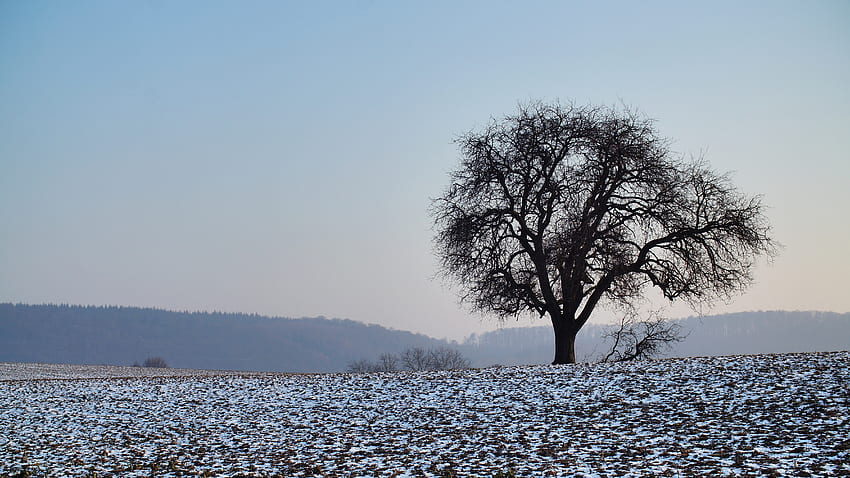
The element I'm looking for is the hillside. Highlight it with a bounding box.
[1,304,847,371]
[461,310,850,365]
[0,304,443,372]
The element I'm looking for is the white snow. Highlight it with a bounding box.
[1,352,848,477]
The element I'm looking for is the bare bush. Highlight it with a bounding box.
[347,359,375,373]
[428,346,471,370]
[376,353,399,372]
[401,347,431,371]
[142,356,168,368]
[349,347,471,373]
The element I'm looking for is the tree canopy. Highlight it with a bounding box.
[432,102,777,363]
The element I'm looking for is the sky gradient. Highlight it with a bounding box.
[2,1,849,340]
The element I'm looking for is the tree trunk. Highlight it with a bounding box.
[552,320,577,364]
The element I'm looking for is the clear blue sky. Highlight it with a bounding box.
[2,1,848,340]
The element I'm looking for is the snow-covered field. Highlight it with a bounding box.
[1,352,848,477]
[0,362,247,381]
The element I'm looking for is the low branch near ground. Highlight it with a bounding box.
[602,313,687,362]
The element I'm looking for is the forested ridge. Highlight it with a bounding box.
[0,304,442,372]
[1,304,847,372]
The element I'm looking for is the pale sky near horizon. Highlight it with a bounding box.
[1,1,848,340]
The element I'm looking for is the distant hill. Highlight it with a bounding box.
[461,311,850,366]
[1,304,847,371]
[0,304,443,372]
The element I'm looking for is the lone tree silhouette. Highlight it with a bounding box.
[432,102,776,364]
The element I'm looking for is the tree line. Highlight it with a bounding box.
[0,303,445,372]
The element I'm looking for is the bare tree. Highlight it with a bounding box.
[602,311,686,362]
[347,359,375,373]
[432,101,777,364]
[351,347,471,373]
[401,347,431,371]
[376,353,399,372]
[428,346,472,370]
[143,356,168,368]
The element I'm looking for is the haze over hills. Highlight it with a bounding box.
[0,304,442,373]
[0,303,847,372]
[466,310,850,365]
